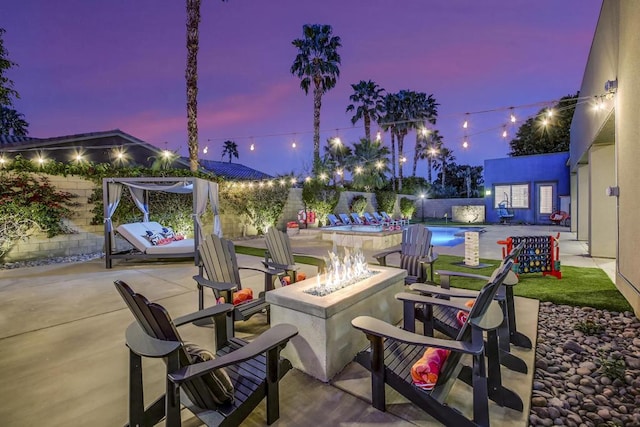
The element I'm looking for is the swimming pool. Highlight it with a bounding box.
[428,226,483,247]
[321,224,483,248]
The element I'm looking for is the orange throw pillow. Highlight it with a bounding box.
[411,347,450,391]
[232,288,253,305]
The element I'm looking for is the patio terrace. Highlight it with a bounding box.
[0,225,614,426]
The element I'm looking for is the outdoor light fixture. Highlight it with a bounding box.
[250,144,255,151]
[291,142,297,148]
[604,79,618,93]
[375,161,383,169]
[336,169,343,176]
[319,173,327,181]
[376,131,381,141]
[203,146,208,154]
[463,120,468,129]
[305,176,311,182]
[510,113,516,123]
[280,179,286,185]
[420,193,425,222]
[462,140,469,148]
[355,166,363,174]
[290,177,296,185]
[485,189,492,196]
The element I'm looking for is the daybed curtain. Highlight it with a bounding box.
[129,187,150,222]
[194,179,209,243]
[104,182,123,232]
[209,181,222,237]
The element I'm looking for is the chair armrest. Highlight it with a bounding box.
[410,283,480,299]
[192,275,237,292]
[395,292,472,311]
[291,253,327,271]
[417,254,439,264]
[239,266,285,277]
[351,316,482,355]
[125,322,181,358]
[372,247,401,266]
[173,303,234,327]
[168,323,299,384]
[261,260,297,272]
[436,269,490,282]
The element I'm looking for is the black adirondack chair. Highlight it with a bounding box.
[263,227,325,285]
[194,234,282,323]
[114,280,298,427]
[373,224,439,283]
[353,259,517,427]
[409,242,530,376]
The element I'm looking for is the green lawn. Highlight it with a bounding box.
[235,245,631,312]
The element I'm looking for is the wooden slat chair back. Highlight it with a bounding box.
[374,224,438,284]
[196,234,277,323]
[265,227,296,268]
[353,260,514,427]
[115,280,298,427]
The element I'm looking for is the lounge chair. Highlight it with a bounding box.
[373,224,438,284]
[114,280,298,427]
[381,211,407,227]
[263,227,325,285]
[497,202,515,224]
[326,213,342,226]
[194,234,282,323]
[410,242,530,382]
[338,213,353,225]
[353,259,516,426]
[363,212,379,225]
[350,212,365,225]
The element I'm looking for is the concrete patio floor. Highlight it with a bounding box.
[0,225,611,426]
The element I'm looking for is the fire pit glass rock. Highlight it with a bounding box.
[304,247,377,297]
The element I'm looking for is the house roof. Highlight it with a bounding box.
[198,159,273,180]
[0,129,271,180]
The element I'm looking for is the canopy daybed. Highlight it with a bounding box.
[103,177,221,269]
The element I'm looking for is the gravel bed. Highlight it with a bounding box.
[0,252,104,270]
[531,301,640,426]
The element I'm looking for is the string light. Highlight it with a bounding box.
[336,169,343,176]
[375,161,383,169]
[463,112,469,129]
[502,127,508,139]
[203,146,208,154]
[290,177,297,185]
[462,139,469,149]
[375,131,381,141]
[305,176,312,182]
[510,108,517,123]
[354,166,363,174]
[547,109,554,117]
[250,143,255,151]
[291,142,297,149]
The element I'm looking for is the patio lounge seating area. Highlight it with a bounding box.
[0,225,614,426]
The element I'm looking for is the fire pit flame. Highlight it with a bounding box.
[304,247,375,297]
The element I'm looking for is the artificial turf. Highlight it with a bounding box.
[235,245,631,312]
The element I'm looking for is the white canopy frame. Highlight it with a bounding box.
[102,177,220,268]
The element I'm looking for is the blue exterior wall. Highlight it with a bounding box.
[484,152,570,224]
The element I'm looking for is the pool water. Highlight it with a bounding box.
[428,226,483,247]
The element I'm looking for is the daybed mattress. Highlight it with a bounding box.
[116,221,194,255]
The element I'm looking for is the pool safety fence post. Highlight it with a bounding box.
[497,233,562,279]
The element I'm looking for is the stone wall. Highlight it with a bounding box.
[3,174,104,262]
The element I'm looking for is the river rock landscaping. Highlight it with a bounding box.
[530,302,640,427]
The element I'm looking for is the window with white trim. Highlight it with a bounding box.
[494,184,529,208]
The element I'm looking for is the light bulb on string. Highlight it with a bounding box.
[462,139,469,149]
[250,143,255,151]
[463,113,469,129]
[375,131,381,142]
[291,141,297,149]
[502,127,508,139]
[547,109,554,117]
[203,146,208,154]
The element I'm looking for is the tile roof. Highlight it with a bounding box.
[198,159,273,180]
[0,135,40,146]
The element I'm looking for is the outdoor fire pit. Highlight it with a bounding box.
[266,248,406,382]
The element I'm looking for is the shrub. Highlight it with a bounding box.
[349,195,367,215]
[399,197,416,219]
[302,180,340,226]
[0,172,78,259]
[374,190,396,214]
[219,181,290,234]
[598,350,626,381]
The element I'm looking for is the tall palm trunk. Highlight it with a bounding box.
[412,134,419,177]
[427,157,433,183]
[441,159,447,186]
[312,83,322,169]
[186,0,201,172]
[397,131,406,192]
[390,129,396,191]
[363,113,371,142]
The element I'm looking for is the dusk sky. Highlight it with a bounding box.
[3,1,601,177]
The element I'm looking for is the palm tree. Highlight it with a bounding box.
[348,138,390,191]
[323,138,352,185]
[379,93,399,190]
[391,90,416,192]
[346,80,385,142]
[411,93,439,176]
[416,129,443,183]
[434,147,456,187]
[185,0,228,173]
[221,140,239,163]
[290,24,341,171]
